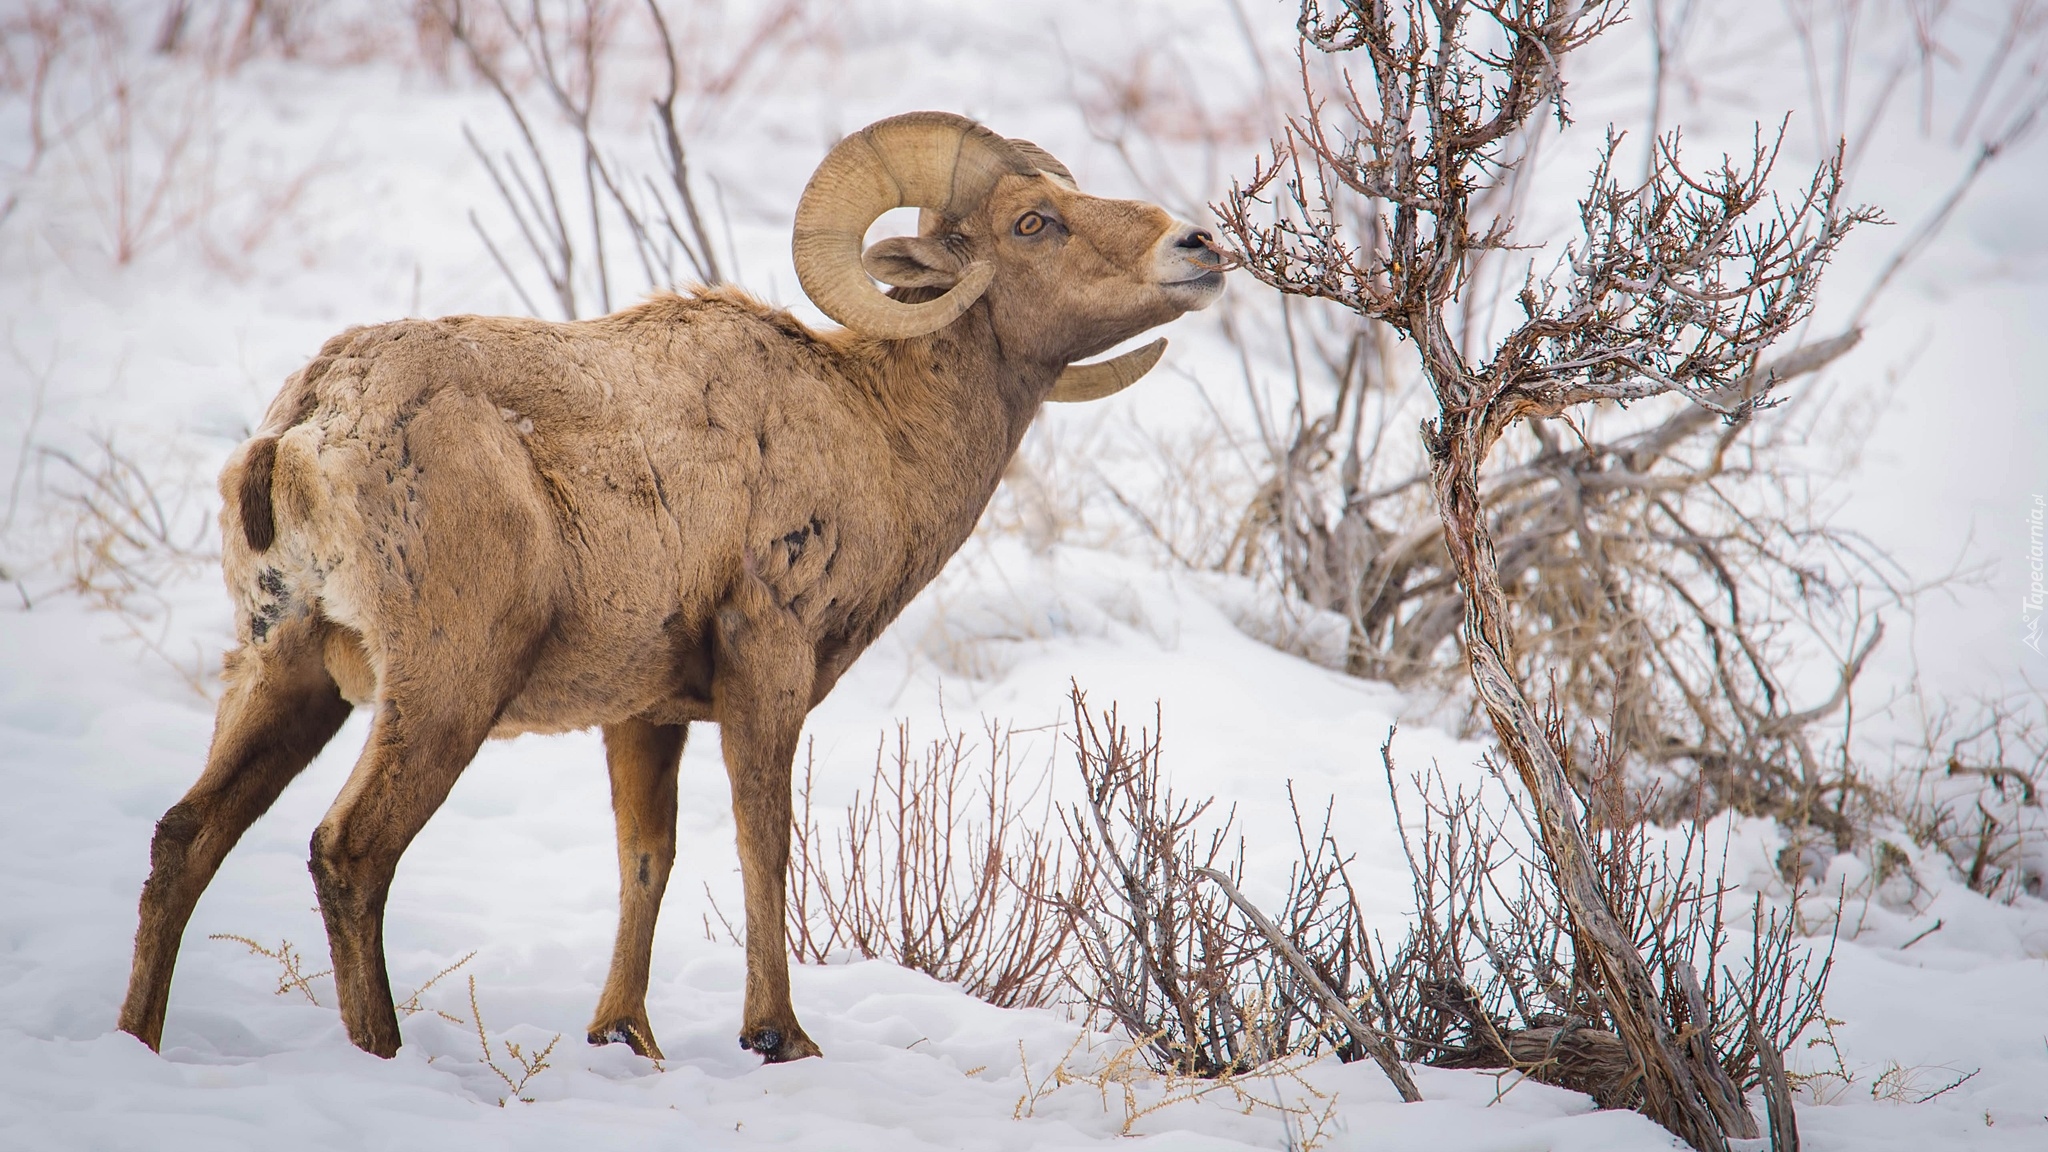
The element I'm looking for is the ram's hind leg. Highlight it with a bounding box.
[304,382,561,1058]
[587,718,686,1058]
[307,669,519,1058]
[119,618,352,1051]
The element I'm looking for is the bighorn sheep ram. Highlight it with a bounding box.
[117,112,1225,1063]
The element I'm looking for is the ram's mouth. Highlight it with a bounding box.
[1163,268,1227,308]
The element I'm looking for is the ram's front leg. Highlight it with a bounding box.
[714,588,821,1063]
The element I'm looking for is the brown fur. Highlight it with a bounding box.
[117,166,1221,1062]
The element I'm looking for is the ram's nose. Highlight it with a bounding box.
[1175,227,1224,268]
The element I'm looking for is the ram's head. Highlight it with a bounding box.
[792,111,1226,401]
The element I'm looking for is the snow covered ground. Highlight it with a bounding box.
[2,2,2045,1149]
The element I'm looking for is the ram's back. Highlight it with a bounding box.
[216,289,884,733]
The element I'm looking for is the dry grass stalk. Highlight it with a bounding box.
[207,932,330,1004]
[467,974,560,1105]
[35,433,215,613]
[780,719,1082,1011]
[1012,1026,1339,1146]
[1784,1015,1978,1113]
[208,934,568,1098]
[1867,1061,1980,1105]
[393,949,477,1024]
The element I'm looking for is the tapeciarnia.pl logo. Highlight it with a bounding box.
[2026,494,2045,654]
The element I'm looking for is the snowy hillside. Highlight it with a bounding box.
[2,2,2045,1150]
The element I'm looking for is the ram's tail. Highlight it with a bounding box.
[219,343,341,646]
[236,435,281,552]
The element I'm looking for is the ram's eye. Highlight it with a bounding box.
[1014,212,1047,237]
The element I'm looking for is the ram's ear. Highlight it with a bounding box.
[862,236,967,288]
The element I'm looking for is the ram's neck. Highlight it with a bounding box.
[848,309,1058,563]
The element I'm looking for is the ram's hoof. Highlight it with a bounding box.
[739,1026,822,1062]
[588,1019,662,1059]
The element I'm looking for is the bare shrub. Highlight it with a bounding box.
[1055,684,1415,1100]
[1361,725,1828,1134]
[149,1,478,73]
[31,433,216,616]
[393,949,477,1023]
[1052,680,1826,1143]
[428,0,814,318]
[0,1,81,218]
[1053,6,1905,846]
[0,4,329,268]
[1890,692,2047,903]
[781,718,1082,1011]
[1061,3,2045,893]
[1218,300,1902,844]
[150,0,315,69]
[1216,4,1873,1142]
[45,7,217,266]
[1056,688,1273,1077]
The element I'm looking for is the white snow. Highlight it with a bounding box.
[3,2,2045,1150]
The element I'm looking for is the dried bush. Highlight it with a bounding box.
[150,0,313,69]
[0,3,329,268]
[429,0,814,318]
[1065,2,2045,882]
[1216,5,1873,1142]
[1360,725,1828,1136]
[1052,680,1826,1146]
[28,433,216,611]
[0,1,80,222]
[780,718,1082,1011]
[31,5,217,265]
[1055,689,1273,1076]
[1219,305,1900,843]
[1889,692,2047,903]
[1056,684,1415,1097]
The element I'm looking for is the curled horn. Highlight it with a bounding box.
[1047,339,1167,403]
[913,136,1077,235]
[1006,138,1077,189]
[792,112,1036,340]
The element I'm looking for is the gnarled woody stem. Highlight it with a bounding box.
[1422,306,1733,1150]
